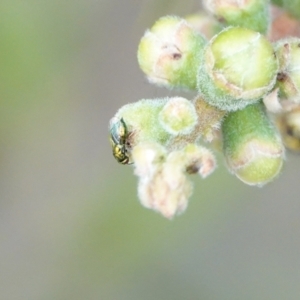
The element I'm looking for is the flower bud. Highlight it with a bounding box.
[222,102,284,186]
[137,16,206,90]
[274,38,300,102]
[137,166,192,219]
[203,0,270,34]
[198,27,278,111]
[159,97,198,135]
[135,148,192,219]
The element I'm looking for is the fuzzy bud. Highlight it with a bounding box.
[135,147,192,219]
[159,97,198,135]
[137,15,206,90]
[222,102,284,186]
[198,27,278,111]
[137,167,193,219]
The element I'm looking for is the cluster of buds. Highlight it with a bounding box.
[108,0,300,219]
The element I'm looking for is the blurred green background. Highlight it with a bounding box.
[1,1,300,299]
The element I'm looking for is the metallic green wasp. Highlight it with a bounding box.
[109,117,132,164]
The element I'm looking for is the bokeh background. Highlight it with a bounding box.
[1,1,300,299]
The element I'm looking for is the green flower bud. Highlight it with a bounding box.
[222,102,284,186]
[137,15,206,90]
[159,97,198,135]
[274,38,300,102]
[198,27,279,111]
[204,0,270,34]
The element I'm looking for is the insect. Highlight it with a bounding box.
[277,106,300,152]
[109,117,132,164]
